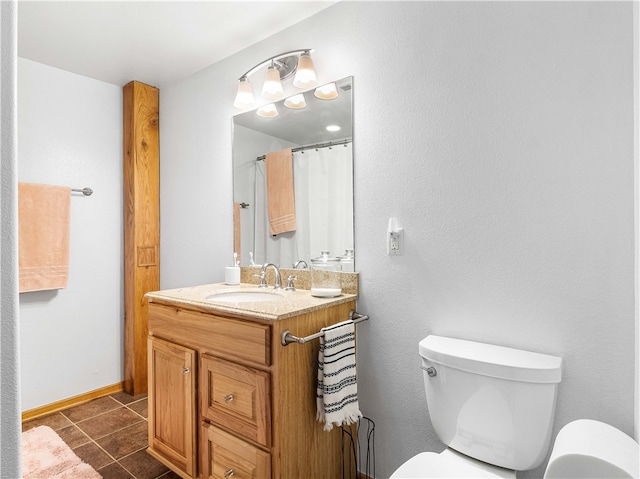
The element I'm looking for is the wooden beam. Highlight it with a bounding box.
[123,81,160,395]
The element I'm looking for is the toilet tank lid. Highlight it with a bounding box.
[420,335,562,384]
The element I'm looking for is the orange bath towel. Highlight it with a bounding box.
[266,148,296,235]
[18,182,71,293]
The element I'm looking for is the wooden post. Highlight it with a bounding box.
[123,81,159,395]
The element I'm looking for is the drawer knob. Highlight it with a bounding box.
[224,394,234,403]
[224,468,234,478]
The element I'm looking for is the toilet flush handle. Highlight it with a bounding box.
[421,365,437,377]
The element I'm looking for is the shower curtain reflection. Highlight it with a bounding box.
[254,143,353,268]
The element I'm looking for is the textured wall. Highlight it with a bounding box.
[18,58,123,411]
[160,2,635,477]
[1,1,22,476]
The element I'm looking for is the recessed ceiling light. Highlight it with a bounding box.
[326,125,341,132]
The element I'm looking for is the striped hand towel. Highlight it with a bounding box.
[316,320,363,431]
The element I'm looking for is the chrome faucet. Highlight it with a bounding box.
[259,263,282,289]
[293,260,308,269]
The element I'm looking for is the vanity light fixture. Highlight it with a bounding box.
[314,82,338,100]
[233,77,255,109]
[256,103,279,118]
[284,93,307,110]
[233,49,317,110]
[261,61,284,100]
[292,51,318,89]
[326,125,341,132]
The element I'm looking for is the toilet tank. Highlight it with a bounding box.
[420,335,562,471]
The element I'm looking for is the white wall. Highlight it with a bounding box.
[1,1,22,476]
[18,58,123,411]
[160,2,635,477]
[634,0,640,445]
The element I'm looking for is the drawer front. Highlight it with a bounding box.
[201,355,271,447]
[201,424,270,479]
[148,303,271,366]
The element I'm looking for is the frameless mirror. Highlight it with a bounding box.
[232,76,354,270]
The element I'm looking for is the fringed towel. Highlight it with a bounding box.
[317,320,363,431]
[18,182,71,293]
[265,148,296,235]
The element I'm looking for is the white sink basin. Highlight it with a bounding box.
[205,291,282,304]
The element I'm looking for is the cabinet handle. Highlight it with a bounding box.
[224,469,234,478]
[182,367,190,374]
[224,394,234,403]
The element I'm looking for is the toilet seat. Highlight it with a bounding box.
[390,449,516,479]
[544,419,639,478]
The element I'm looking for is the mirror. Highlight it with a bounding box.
[232,76,354,270]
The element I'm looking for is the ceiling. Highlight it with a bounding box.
[18,1,337,88]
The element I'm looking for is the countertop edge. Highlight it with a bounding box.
[145,283,358,321]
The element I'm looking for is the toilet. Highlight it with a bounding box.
[544,419,639,478]
[391,335,640,479]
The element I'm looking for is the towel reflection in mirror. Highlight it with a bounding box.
[254,143,353,268]
[265,148,296,235]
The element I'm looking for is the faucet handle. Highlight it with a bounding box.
[285,275,297,291]
[254,272,268,288]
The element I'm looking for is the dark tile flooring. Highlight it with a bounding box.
[22,392,181,479]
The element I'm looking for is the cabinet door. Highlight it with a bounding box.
[201,424,270,479]
[200,355,271,447]
[148,337,197,478]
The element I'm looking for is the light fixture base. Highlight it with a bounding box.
[272,55,299,81]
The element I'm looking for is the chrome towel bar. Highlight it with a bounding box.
[71,187,93,196]
[281,310,369,346]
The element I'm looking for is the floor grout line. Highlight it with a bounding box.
[76,416,146,442]
[52,393,162,479]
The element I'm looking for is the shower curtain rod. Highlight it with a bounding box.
[256,138,352,162]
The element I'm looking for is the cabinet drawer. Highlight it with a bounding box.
[201,424,270,479]
[148,303,271,366]
[201,355,271,447]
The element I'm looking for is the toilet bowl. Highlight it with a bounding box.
[392,420,640,479]
[544,419,639,479]
[390,449,515,478]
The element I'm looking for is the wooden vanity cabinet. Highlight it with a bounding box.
[147,337,197,477]
[147,298,356,479]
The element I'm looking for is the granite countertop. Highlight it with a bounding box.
[145,282,357,321]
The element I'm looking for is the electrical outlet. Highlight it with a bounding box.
[388,231,403,256]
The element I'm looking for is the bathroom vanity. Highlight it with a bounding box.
[145,282,358,479]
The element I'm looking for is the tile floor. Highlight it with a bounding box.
[22,392,181,479]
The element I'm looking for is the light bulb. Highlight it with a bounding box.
[262,65,284,100]
[314,82,338,100]
[284,94,307,109]
[233,78,255,109]
[293,51,317,89]
[256,103,278,118]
